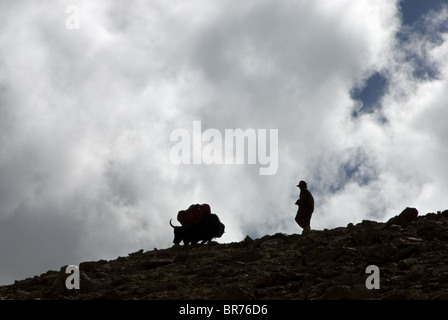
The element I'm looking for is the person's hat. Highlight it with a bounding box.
[297,180,307,188]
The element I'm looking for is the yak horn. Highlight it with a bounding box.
[169,219,176,228]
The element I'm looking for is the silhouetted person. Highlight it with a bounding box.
[295,180,314,235]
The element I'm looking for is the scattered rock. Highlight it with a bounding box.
[214,286,253,300]
[386,207,418,227]
[398,258,419,269]
[234,248,263,263]
[79,260,107,273]
[442,210,448,218]
[140,259,174,270]
[243,235,254,245]
[1,208,448,300]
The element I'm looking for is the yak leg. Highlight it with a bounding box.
[202,237,213,244]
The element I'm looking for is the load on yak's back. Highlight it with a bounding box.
[169,203,225,245]
[177,204,211,226]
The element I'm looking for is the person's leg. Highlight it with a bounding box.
[304,209,313,229]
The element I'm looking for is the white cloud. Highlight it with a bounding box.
[0,0,447,285]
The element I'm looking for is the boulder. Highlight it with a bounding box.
[386,207,418,227]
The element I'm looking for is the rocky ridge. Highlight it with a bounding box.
[1,207,448,300]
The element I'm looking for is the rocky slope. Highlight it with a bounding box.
[1,207,448,300]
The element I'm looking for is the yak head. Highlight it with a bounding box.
[169,219,184,245]
[217,222,225,238]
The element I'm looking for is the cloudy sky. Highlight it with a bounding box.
[1,0,447,285]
